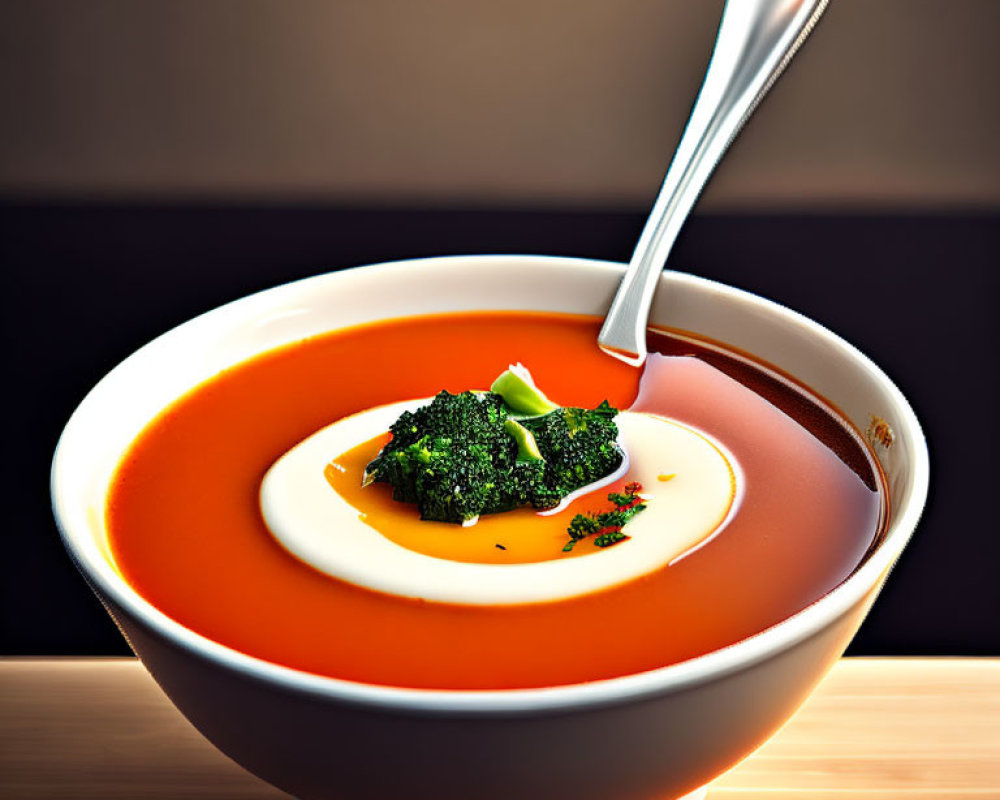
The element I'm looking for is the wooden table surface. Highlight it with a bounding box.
[2,657,997,799]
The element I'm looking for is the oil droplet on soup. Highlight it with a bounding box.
[106,313,885,690]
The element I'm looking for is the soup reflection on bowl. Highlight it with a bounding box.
[52,256,928,800]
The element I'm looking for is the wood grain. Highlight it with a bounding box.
[709,658,1000,799]
[1,658,997,799]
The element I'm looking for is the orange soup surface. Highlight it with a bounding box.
[108,312,885,690]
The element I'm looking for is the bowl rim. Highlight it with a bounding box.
[51,254,929,716]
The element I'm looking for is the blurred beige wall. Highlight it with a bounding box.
[1,0,997,209]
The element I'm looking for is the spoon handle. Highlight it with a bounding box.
[599,0,829,366]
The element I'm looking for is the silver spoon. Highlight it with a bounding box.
[599,0,830,366]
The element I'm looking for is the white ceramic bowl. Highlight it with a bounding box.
[52,256,928,800]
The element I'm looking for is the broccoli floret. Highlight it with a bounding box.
[365,391,527,523]
[364,375,623,524]
[520,401,623,508]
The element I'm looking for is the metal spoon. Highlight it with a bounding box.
[599,0,830,366]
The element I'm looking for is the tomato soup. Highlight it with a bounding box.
[107,312,885,690]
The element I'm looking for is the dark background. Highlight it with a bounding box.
[2,203,998,657]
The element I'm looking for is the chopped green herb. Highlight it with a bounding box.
[564,482,646,551]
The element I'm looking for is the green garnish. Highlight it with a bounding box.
[504,418,544,462]
[490,364,559,417]
[363,366,623,524]
[563,482,647,552]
